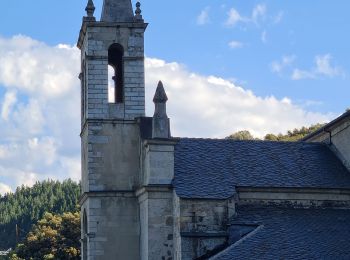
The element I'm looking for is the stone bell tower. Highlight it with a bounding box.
[77,0,147,259]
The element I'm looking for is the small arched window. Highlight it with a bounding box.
[108,43,124,103]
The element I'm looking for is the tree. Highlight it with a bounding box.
[226,130,255,140]
[0,180,80,250]
[10,212,80,260]
[226,124,325,142]
[263,123,325,141]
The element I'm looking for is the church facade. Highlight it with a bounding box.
[78,1,350,259]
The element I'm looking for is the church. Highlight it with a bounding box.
[78,1,350,259]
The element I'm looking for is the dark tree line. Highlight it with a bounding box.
[0,180,80,250]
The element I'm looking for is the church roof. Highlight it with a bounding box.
[173,138,350,199]
[210,205,350,259]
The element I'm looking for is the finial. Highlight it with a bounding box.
[153,81,168,103]
[135,2,144,22]
[152,81,170,139]
[84,0,96,22]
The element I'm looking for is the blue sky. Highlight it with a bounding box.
[149,0,350,114]
[2,0,349,112]
[0,0,349,193]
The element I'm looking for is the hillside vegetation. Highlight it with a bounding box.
[226,123,325,141]
[9,212,80,260]
[0,180,80,250]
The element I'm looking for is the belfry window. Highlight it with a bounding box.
[108,43,124,103]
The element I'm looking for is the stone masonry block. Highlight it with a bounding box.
[89,136,109,144]
[89,199,101,209]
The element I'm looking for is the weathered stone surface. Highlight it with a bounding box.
[179,199,234,259]
[139,189,174,260]
[101,0,134,23]
[79,1,147,258]
[143,141,175,185]
[81,196,140,260]
[152,81,170,139]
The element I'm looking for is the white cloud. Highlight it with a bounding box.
[0,35,79,98]
[315,54,342,77]
[225,8,247,27]
[225,4,267,27]
[291,69,316,80]
[0,35,81,191]
[228,41,244,49]
[274,11,284,24]
[252,4,267,24]
[0,182,12,195]
[271,55,296,73]
[0,166,38,191]
[1,91,17,120]
[292,54,344,80]
[225,4,283,30]
[0,35,333,192]
[197,7,210,25]
[145,58,331,138]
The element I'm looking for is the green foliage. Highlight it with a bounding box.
[226,124,325,142]
[0,180,80,250]
[263,123,325,141]
[9,212,80,260]
[226,130,256,140]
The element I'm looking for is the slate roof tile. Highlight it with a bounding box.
[173,138,350,199]
[211,205,350,260]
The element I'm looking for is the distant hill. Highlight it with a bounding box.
[0,180,80,250]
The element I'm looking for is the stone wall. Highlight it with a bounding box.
[138,188,174,260]
[138,139,176,260]
[81,194,140,260]
[78,4,148,260]
[178,198,235,260]
[83,121,140,191]
[173,192,181,260]
[142,140,175,185]
[237,187,350,208]
[79,23,147,121]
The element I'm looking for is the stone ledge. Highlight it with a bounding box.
[181,232,228,238]
[79,190,135,205]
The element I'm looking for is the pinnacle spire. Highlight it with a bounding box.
[134,2,143,22]
[152,81,170,139]
[101,0,134,22]
[84,0,96,22]
[153,81,168,103]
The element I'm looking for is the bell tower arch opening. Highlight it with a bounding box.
[108,43,124,104]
